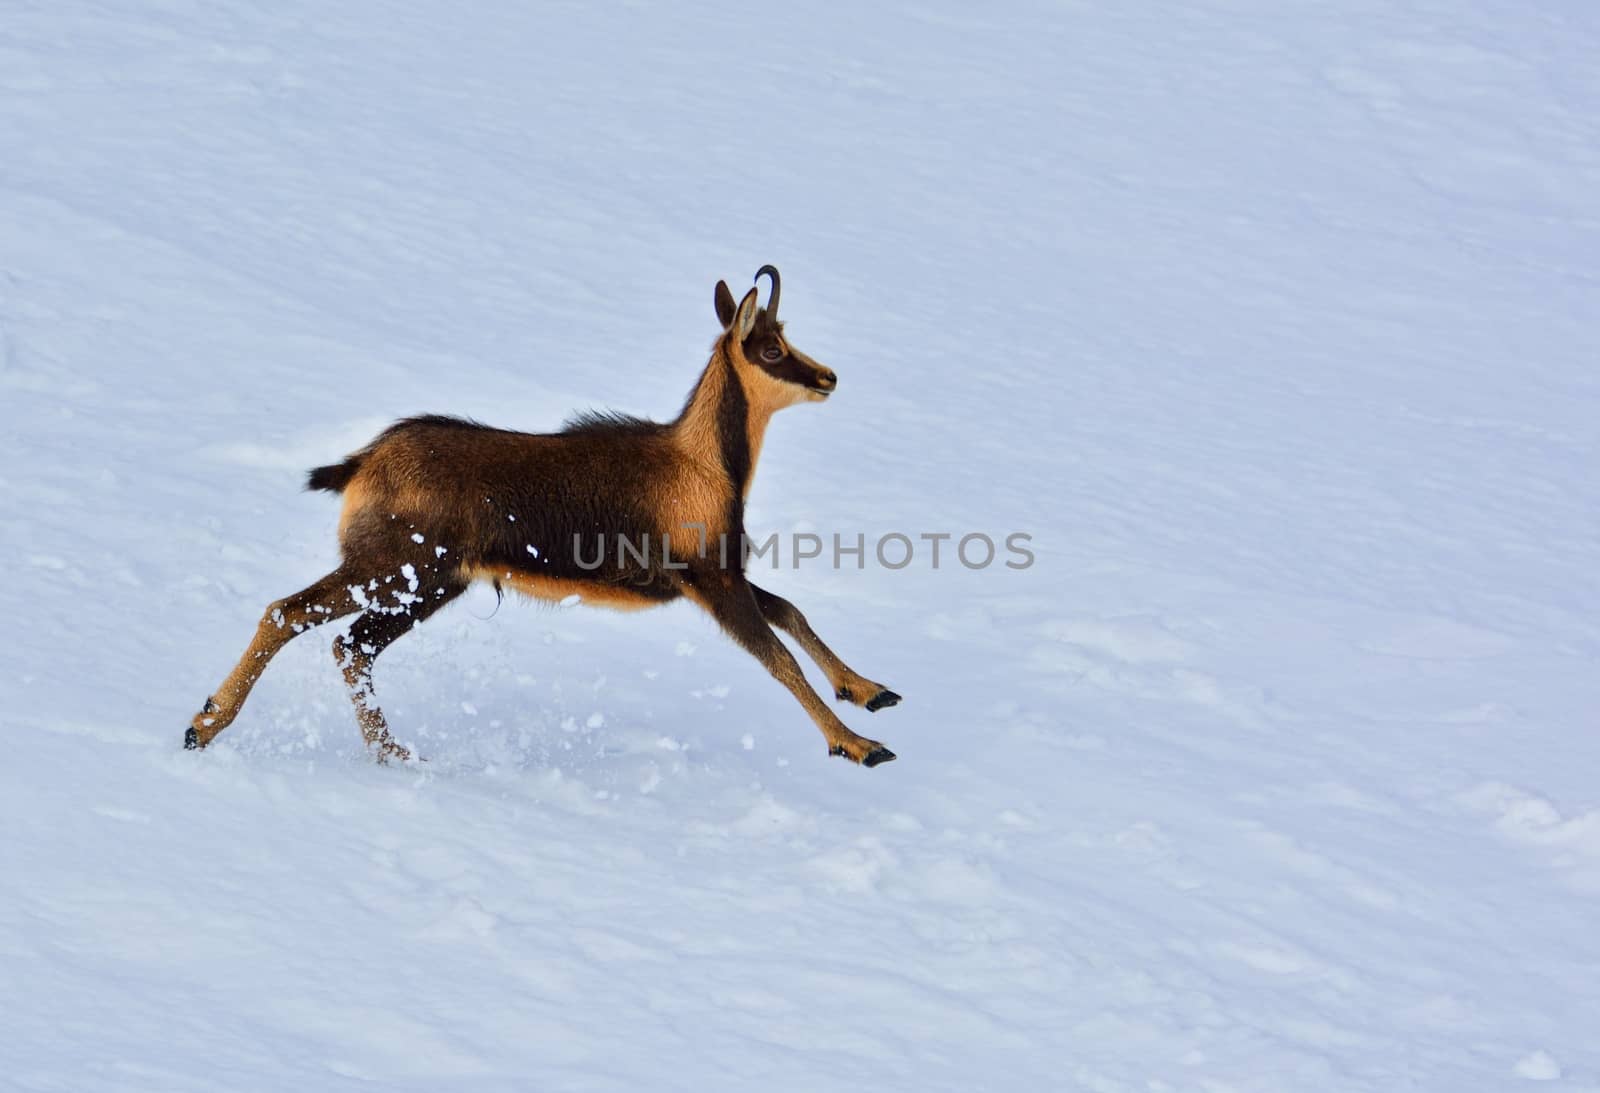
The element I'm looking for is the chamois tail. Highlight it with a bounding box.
[306,457,362,493]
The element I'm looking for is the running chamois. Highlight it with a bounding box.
[186,267,901,767]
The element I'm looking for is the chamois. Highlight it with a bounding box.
[186,267,901,767]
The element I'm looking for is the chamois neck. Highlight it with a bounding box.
[675,338,776,498]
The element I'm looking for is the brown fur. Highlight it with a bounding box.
[187,270,899,766]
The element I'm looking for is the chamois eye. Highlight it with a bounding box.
[760,344,784,363]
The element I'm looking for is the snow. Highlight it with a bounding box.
[3,0,1599,1089]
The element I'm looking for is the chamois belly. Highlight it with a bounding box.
[461,565,681,611]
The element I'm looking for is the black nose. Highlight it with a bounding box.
[815,371,837,391]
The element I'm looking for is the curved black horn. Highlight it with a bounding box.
[754,265,781,317]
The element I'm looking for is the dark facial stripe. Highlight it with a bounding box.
[757,352,823,387]
[748,329,828,389]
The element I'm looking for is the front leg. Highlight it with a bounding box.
[749,583,901,712]
[687,570,895,767]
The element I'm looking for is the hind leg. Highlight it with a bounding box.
[187,566,365,749]
[334,578,466,762]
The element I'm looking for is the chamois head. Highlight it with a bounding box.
[714,266,837,406]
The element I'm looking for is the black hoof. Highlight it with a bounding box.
[184,727,199,750]
[865,689,901,712]
[862,746,896,767]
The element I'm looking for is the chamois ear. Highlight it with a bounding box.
[714,280,737,328]
[733,287,760,340]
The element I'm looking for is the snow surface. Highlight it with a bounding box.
[3,1,1599,1089]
